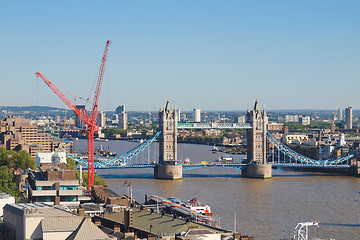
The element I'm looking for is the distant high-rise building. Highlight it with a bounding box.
[336,109,343,121]
[177,109,181,122]
[194,109,201,122]
[115,105,125,114]
[119,112,128,130]
[300,116,310,125]
[345,107,352,129]
[75,105,86,129]
[97,111,106,128]
[236,115,246,124]
[293,115,299,123]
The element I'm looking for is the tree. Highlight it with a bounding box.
[102,128,127,139]
[0,166,21,200]
[81,171,107,188]
[0,147,35,169]
[66,156,77,171]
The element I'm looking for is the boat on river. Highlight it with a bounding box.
[167,197,212,216]
[146,195,215,225]
[216,155,234,162]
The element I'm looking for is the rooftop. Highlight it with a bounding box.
[105,207,227,236]
[4,202,78,217]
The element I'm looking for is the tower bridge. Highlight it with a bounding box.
[70,99,360,179]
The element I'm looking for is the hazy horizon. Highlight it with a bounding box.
[1,1,359,111]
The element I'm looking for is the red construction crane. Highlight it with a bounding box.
[36,40,111,190]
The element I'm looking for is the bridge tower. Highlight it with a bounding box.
[242,99,272,178]
[154,99,183,179]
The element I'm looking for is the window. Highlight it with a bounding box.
[60,185,78,190]
[60,196,78,202]
[36,196,55,202]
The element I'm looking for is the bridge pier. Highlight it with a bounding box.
[242,163,272,179]
[154,164,183,180]
[354,160,360,177]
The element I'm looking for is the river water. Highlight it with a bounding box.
[75,139,360,240]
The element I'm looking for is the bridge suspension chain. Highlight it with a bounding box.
[67,131,161,168]
[266,131,354,165]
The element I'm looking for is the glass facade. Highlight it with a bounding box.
[35,196,55,202]
[60,196,78,202]
[60,185,78,190]
[36,185,78,190]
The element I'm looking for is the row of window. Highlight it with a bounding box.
[36,185,78,191]
[35,196,78,202]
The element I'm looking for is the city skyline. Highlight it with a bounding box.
[1,1,359,111]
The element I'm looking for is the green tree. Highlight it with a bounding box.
[0,166,21,200]
[66,156,77,171]
[81,171,107,188]
[0,147,35,169]
[102,128,127,139]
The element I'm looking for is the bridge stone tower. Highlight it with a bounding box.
[242,99,272,178]
[154,99,183,179]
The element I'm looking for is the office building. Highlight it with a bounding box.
[0,116,65,158]
[345,107,352,129]
[119,112,128,130]
[300,116,311,125]
[115,105,125,114]
[236,115,246,124]
[74,105,86,129]
[97,111,106,128]
[193,109,201,122]
[336,109,343,121]
[27,152,82,205]
[177,109,181,122]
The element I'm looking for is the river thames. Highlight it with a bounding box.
[75,139,360,240]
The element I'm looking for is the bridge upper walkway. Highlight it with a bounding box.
[177,123,251,129]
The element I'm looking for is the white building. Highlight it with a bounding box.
[35,152,67,168]
[336,109,343,121]
[194,109,201,123]
[97,111,106,128]
[236,115,246,124]
[177,109,181,122]
[282,134,309,145]
[119,112,128,130]
[0,192,15,217]
[300,116,311,125]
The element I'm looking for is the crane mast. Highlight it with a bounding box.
[36,40,111,191]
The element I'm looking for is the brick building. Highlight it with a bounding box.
[0,116,67,158]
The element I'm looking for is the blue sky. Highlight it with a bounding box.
[1,1,359,111]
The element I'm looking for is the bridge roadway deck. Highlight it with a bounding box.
[79,162,352,170]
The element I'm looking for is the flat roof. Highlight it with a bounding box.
[105,207,227,236]
[4,202,78,217]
